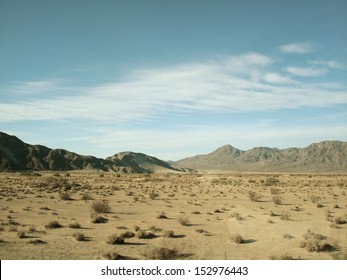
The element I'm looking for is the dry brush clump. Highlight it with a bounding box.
[230,233,244,244]
[90,213,108,224]
[178,215,191,226]
[107,233,125,245]
[73,232,87,241]
[91,199,111,214]
[162,230,175,238]
[300,229,336,252]
[103,252,126,260]
[248,191,261,202]
[157,212,168,219]
[136,230,156,239]
[264,177,280,186]
[45,221,63,229]
[59,192,72,200]
[272,195,283,205]
[68,222,81,229]
[309,195,321,204]
[143,247,180,260]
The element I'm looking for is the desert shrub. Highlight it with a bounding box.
[270,187,280,195]
[107,234,125,245]
[309,195,320,204]
[272,195,283,205]
[162,230,175,238]
[17,231,27,239]
[28,239,46,245]
[136,230,156,239]
[264,177,280,186]
[230,233,244,244]
[45,221,63,229]
[59,192,71,200]
[334,216,347,225]
[230,212,243,221]
[91,199,111,213]
[73,232,87,241]
[82,193,93,201]
[178,216,190,226]
[269,210,276,217]
[143,247,179,260]
[300,230,335,252]
[103,252,124,260]
[68,222,81,229]
[149,225,162,233]
[157,213,168,219]
[248,191,261,202]
[91,216,108,224]
[280,211,290,220]
[117,231,135,239]
[133,225,141,232]
[148,190,159,200]
[270,254,295,260]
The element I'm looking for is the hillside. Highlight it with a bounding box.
[173,141,347,173]
[106,152,179,173]
[0,132,178,173]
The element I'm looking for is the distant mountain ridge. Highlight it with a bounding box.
[0,132,179,173]
[173,141,347,172]
[1,131,346,173]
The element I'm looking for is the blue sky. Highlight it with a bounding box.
[1,0,346,160]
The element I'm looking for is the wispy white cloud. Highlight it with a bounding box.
[279,42,314,54]
[262,72,296,84]
[0,52,346,124]
[309,60,346,70]
[285,66,327,77]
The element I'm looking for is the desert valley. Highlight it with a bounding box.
[0,132,346,260]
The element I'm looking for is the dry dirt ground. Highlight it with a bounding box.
[0,171,346,260]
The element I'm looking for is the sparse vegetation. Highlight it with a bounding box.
[272,195,283,205]
[45,221,63,229]
[73,232,87,241]
[68,222,81,229]
[103,252,126,260]
[91,199,111,213]
[248,191,261,202]
[0,171,346,260]
[107,234,125,245]
[264,177,280,186]
[157,212,168,219]
[162,230,175,238]
[309,195,321,204]
[91,215,108,224]
[17,231,27,239]
[230,233,244,244]
[178,215,190,226]
[136,230,156,239]
[143,247,180,260]
[59,192,71,200]
[300,230,335,252]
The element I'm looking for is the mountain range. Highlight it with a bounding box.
[173,142,347,172]
[0,131,178,173]
[0,131,346,173]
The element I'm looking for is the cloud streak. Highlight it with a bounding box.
[285,66,327,77]
[0,52,346,124]
[279,42,314,54]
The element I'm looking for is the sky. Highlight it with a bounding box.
[1,0,347,160]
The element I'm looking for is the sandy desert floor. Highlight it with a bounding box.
[0,171,346,260]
